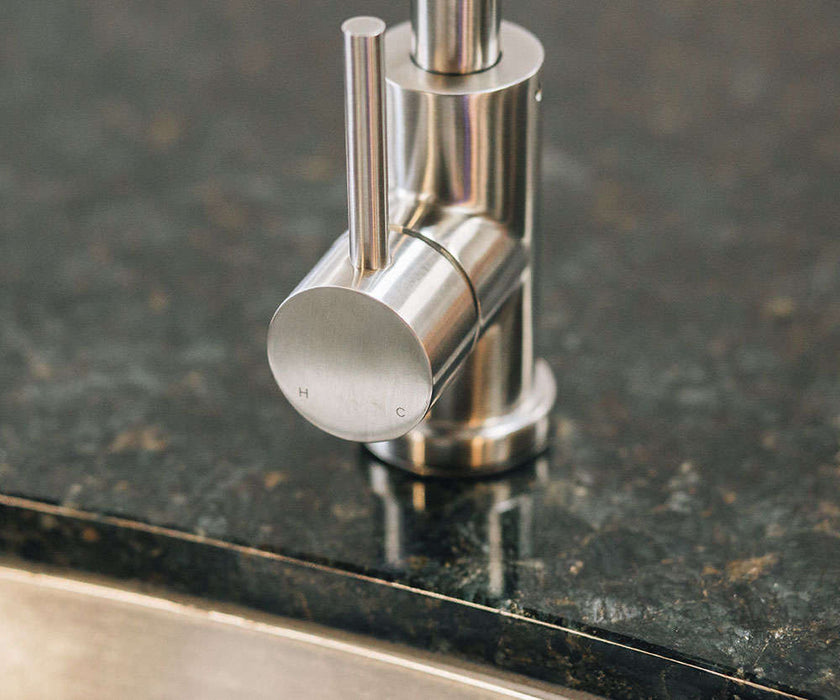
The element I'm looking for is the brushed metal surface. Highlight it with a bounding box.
[343,17,390,271]
[386,21,543,239]
[267,3,555,474]
[410,0,501,75]
[378,18,551,470]
[0,563,595,700]
[268,229,478,442]
[368,359,555,475]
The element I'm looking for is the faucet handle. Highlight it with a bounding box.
[342,16,390,271]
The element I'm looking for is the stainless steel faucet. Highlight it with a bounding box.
[267,0,556,477]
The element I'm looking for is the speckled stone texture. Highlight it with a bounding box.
[1,1,839,698]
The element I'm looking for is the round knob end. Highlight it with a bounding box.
[267,287,433,442]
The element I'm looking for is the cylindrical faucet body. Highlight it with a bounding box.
[368,21,549,469]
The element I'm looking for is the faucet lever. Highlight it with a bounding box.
[342,16,390,271]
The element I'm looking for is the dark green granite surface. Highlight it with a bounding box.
[1,1,839,698]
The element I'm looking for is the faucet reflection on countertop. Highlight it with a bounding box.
[368,457,550,600]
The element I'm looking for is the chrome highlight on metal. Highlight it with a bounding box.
[268,2,556,475]
[386,22,543,238]
[411,0,501,74]
[343,16,390,270]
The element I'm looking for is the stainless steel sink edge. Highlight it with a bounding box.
[0,558,598,700]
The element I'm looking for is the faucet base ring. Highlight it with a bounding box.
[366,359,556,478]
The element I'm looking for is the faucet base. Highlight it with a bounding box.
[366,359,556,478]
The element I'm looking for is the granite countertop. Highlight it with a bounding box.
[1,1,839,698]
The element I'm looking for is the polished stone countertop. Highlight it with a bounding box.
[1,1,839,698]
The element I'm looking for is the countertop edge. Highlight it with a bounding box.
[0,493,816,700]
